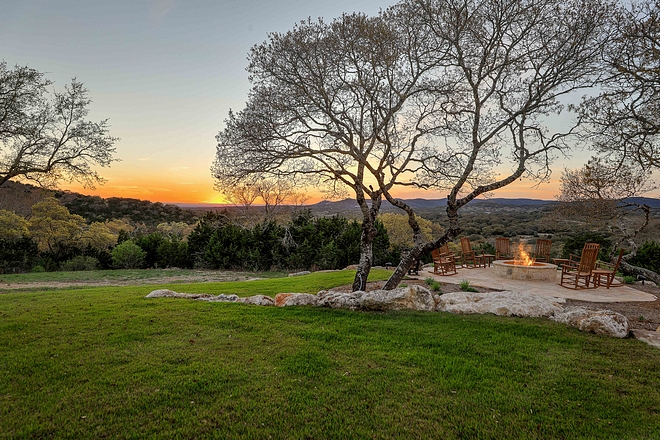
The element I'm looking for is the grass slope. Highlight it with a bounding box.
[1,271,659,438]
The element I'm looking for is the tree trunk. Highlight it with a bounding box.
[350,190,381,292]
[383,246,422,290]
[352,216,376,291]
[620,261,660,286]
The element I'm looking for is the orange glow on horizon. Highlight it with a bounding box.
[59,173,562,206]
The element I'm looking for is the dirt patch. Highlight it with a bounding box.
[0,271,263,292]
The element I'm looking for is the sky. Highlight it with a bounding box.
[3,0,653,204]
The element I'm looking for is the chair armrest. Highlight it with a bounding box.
[595,260,614,271]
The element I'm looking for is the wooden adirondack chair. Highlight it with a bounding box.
[431,243,458,276]
[559,243,601,289]
[592,249,625,289]
[495,237,513,260]
[533,239,552,263]
[460,237,484,268]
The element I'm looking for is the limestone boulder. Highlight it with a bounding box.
[317,290,364,310]
[437,291,564,317]
[201,294,239,302]
[551,306,629,338]
[317,285,435,312]
[359,285,436,312]
[146,289,213,300]
[275,293,319,307]
[236,295,276,306]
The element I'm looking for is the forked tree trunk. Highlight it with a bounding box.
[383,200,462,290]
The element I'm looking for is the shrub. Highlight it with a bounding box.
[424,278,442,292]
[111,240,146,269]
[562,232,612,261]
[629,241,660,274]
[31,265,45,273]
[460,279,478,292]
[60,256,99,271]
[0,237,39,274]
[623,275,636,284]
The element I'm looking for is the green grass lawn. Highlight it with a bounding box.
[1,270,659,438]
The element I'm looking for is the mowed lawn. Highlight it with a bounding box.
[1,270,659,438]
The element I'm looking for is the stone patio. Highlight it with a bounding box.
[418,266,657,303]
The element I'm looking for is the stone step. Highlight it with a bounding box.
[631,329,660,349]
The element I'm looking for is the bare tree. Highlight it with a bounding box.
[0,62,118,188]
[576,0,660,170]
[213,12,442,291]
[220,176,309,223]
[378,0,615,289]
[557,157,660,284]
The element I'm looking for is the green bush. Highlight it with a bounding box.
[31,265,45,273]
[629,241,660,274]
[191,211,392,272]
[424,277,442,292]
[112,240,146,269]
[0,237,38,274]
[562,232,612,261]
[60,256,99,271]
[623,275,636,284]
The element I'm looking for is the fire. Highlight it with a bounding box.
[514,243,536,266]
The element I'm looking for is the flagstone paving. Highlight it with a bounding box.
[418,266,657,303]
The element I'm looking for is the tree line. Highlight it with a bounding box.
[0,199,397,273]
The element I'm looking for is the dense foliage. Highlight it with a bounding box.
[63,194,198,225]
[561,233,612,261]
[629,241,660,274]
[188,211,395,271]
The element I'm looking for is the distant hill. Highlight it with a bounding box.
[3,180,657,224]
[0,181,199,225]
[306,197,560,216]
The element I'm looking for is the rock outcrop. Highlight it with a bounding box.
[436,291,564,317]
[551,306,630,338]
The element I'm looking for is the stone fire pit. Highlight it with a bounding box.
[492,260,558,282]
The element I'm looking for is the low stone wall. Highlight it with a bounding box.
[492,260,558,282]
[146,286,638,340]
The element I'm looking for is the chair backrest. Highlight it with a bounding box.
[460,237,473,254]
[438,243,450,255]
[578,243,600,273]
[611,248,625,273]
[495,237,510,256]
[535,239,552,261]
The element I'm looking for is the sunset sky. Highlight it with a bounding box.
[3,1,655,205]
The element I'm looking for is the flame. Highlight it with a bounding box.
[514,243,536,266]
